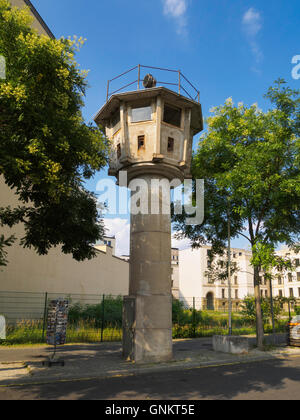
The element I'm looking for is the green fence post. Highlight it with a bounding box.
[42,292,48,343]
[192,297,196,338]
[101,294,105,343]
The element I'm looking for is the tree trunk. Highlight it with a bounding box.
[254,266,264,349]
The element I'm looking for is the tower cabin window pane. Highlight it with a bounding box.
[132,105,152,122]
[163,104,182,127]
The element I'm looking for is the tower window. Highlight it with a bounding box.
[163,104,182,127]
[132,105,152,122]
[138,135,145,150]
[117,144,121,158]
[167,137,174,152]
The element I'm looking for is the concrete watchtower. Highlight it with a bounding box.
[94,65,203,363]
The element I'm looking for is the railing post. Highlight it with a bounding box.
[42,292,48,343]
[106,80,110,102]
[138,64,141,90]
[178,70,181,95]
[101,294,105,343]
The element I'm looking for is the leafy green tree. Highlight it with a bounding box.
[173,81,300,349]
[251,241,294,332]
[0,0,109,265]
[240,296,283,326]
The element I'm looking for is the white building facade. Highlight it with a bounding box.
[178,245,300,311]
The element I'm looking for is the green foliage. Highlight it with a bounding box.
[295,307,300,316]
[173,80,300,346]
[240,296,283,325]
[0,234,15,267]
[68,296,123,327]
[174,81,300,252]
[0,0,110,263]
[251,242,293,274]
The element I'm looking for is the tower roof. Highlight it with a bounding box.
[94,86,203,135]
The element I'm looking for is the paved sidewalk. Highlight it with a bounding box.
[1,338,300,387]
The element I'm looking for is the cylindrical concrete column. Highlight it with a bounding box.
[123,174,173,363]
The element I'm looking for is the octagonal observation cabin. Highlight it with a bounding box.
[94,65,204,183]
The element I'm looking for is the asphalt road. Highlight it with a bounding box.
[1,356,300,400]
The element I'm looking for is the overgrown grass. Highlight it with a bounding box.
[0,320,122,346]
[0,317,289,346]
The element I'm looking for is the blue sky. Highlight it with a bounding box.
[31,0,300,255]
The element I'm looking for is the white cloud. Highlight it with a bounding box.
[163,0,187,18]
[162,0,188,35]
[242,8,263,68]
[242,8,262,37]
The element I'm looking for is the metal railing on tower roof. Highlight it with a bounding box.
[106,64,200,103]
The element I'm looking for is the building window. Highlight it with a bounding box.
[132,105,152,122]
[207,275,214,284]
[279,290,283,298]
[297,272,300,282]
[235,290,238,299]
[265,290,268,298]
[222,289,225,299]
[138,135,145,151]
[290,288,294,298]
[298,288,300,298]
[234,276,238,285]
[288,273,293,282]
[295,259,300,267]
[163,104,182,127]
[167,137,174,152]
[278,276,282,285]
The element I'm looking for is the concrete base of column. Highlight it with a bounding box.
[123,295,173,363]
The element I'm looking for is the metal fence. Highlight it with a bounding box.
[0,291,289,345]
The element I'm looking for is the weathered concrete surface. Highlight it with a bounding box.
[123,175,173,363]
[213,334,288,355]
[247,333,287,347]
[213,336,250,355]
[94,87,203,364]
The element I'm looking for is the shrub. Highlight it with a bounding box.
[68,295,123,327]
